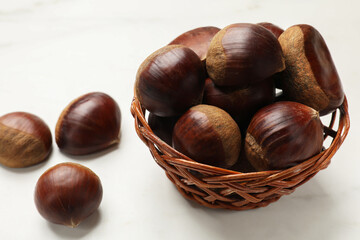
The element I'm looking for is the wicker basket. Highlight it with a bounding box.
[131,94,350,210]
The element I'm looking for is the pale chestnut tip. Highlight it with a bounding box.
[0,112,52,168]
[55,92,121,155]
[34,162,103,228]
[69,219,80,228]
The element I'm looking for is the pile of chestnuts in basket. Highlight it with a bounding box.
[135,22,344,171]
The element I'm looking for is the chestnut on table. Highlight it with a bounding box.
[0,112,52,168]
[55,92,121,155]
[34,162,103,228]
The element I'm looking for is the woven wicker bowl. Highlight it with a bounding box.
[131,94,350,210]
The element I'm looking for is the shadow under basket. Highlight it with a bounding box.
[131,96,350,210]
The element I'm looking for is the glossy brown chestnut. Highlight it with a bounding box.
[278,24,344,115]
[257,22,284,38]
[245,101,324,171]
[34,162,103,227]
[203,78,275,132]
[169,26,220,63]
[0,112,52,168]
[55,92,121,155]
[206,23,285,87]
[173,104,241,169]
[148,113,178,146]
[135,45,205,117]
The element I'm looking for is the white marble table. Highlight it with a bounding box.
[0,0,358,239]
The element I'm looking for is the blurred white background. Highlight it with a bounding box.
[0,0,358,239]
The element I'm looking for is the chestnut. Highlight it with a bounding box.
[203,78,275,132]
[278,24,344,115]
[55,92,121,155]
[173,104,241,169]
[257,22,284,38]
[0,112,52,168]
[169,26,220,64]
[245,101,324,171]
[148,113,178,146]
[34,162,103,227]
[206,23,285,87]
[135,45,205,117]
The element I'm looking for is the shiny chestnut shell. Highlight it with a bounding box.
[173,104,241,169]
[257,22,284,38]
[55,92,121,155]
[169,26,220,63]
[34,162,103,227]
[245,101,324,171]
[257,22,285,90]
[0,112,52,168]
[278,24,344,115]
[206,23,285,87]
[135,45,205,117]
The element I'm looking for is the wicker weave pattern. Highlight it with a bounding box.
[131,96,350,210]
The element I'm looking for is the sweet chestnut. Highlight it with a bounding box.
[135,45,205,117]
[0,112,52,168]
[34,162,103,228]
[206,23,285,87]
[55,92,121,155]
[245,101,324,171]
[278,24,344,115]
[173,104,241,169]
